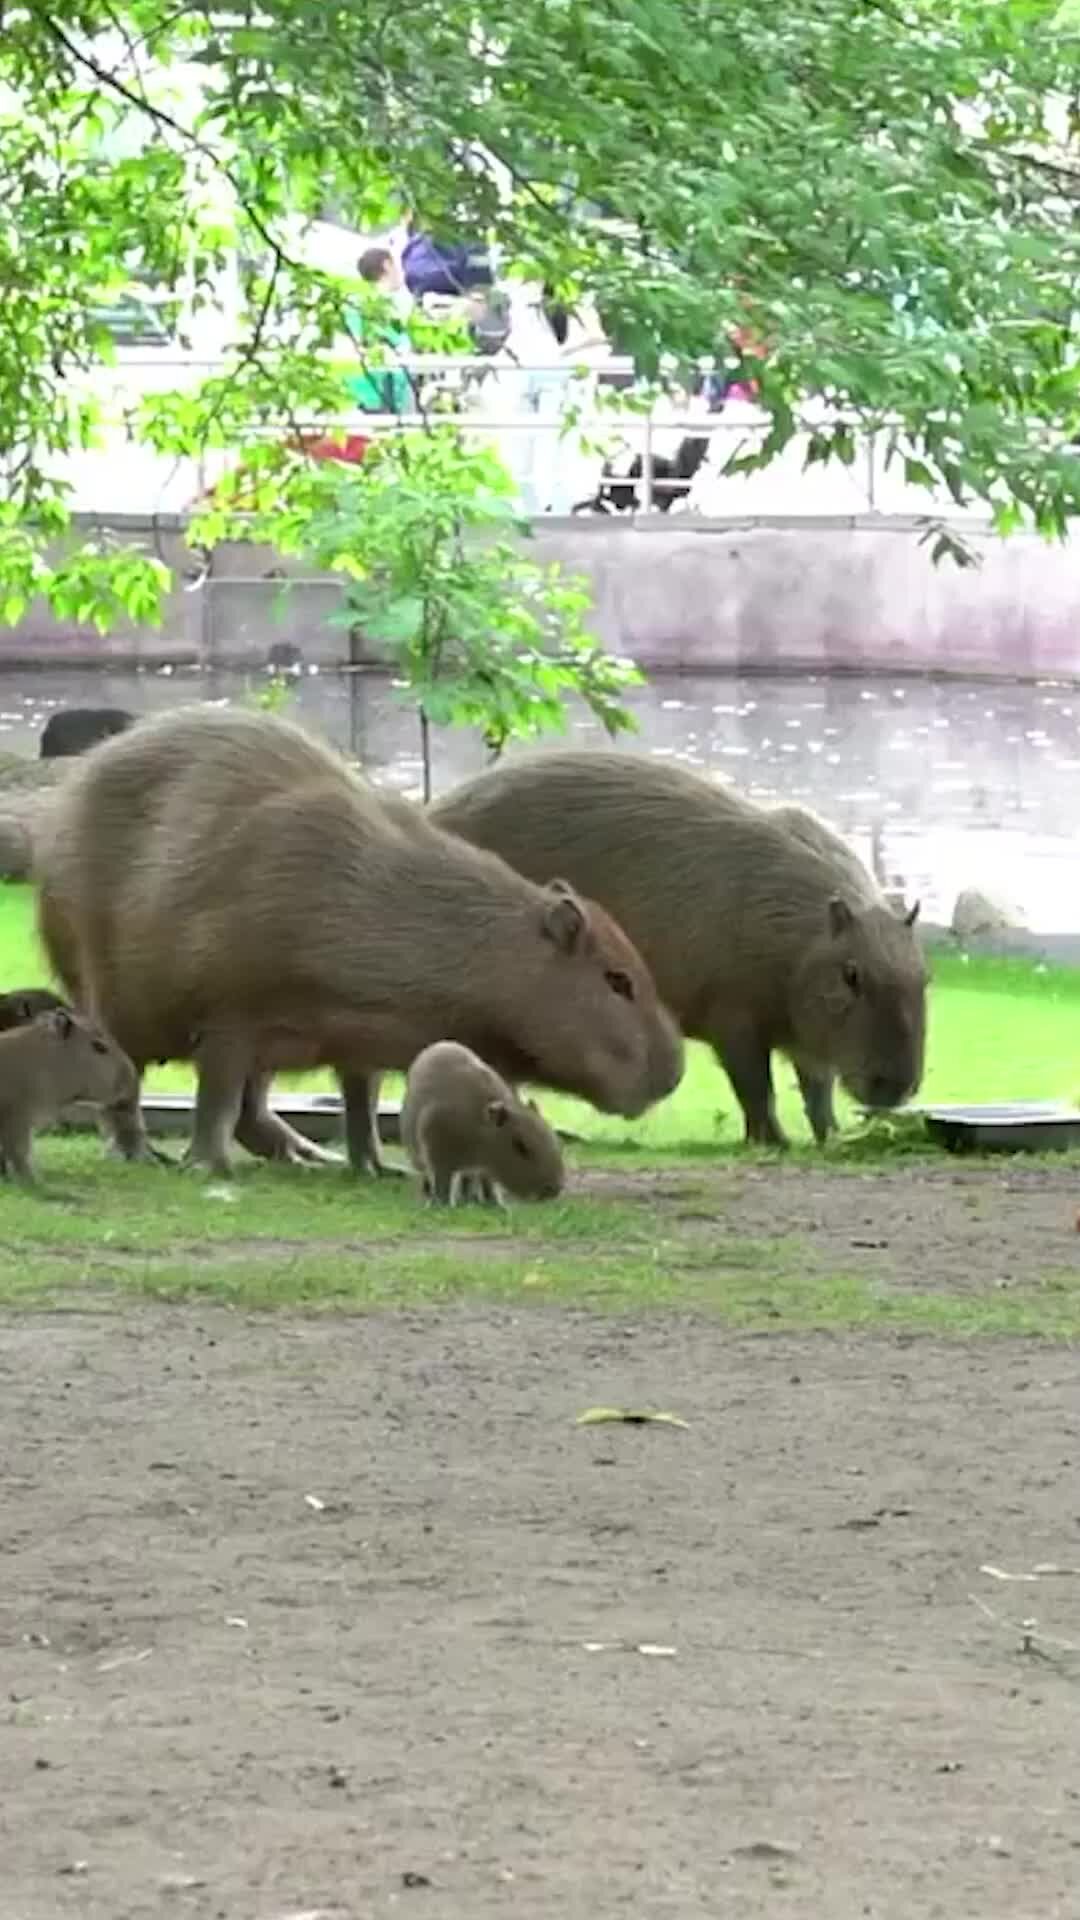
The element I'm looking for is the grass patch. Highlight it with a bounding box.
[6,1200,1080,1339]
[2,886,1080,1337]
[4,884,1080,1153]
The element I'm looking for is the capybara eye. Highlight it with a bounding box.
[842,962,861,995]
[604,968,635,1001]
[512,1136,531,1159]
[91,1038,109,1054]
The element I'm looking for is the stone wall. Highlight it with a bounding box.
[2,512,1079,680]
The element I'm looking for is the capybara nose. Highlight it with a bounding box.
[864,1073,910,1109]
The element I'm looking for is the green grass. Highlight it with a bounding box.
[4,883,1080,1335]
[6,881,1080,1148]
[1,1138,1078,1337]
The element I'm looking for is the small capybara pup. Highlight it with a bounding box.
[34,708,683,1177]
[0,1008,137,1185]
[401,1041,565,1206]
[432,750,926,1147]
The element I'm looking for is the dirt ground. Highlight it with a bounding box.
[3,1283,1080,1920]
[583,1154,1080,1298]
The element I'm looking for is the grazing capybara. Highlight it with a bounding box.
[34,708,683,1176]
[0,1008,137,1184]
[0,987,70,1033]
[402,1040,565,1205]
[40,707,135,760]
[431,751,927,1147]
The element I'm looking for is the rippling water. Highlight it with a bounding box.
[3,663,1078,932]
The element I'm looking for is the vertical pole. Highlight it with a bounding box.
[641,411,654,514]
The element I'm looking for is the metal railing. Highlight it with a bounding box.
[68,350,992,524]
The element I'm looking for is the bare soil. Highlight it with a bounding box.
[584,1154,1080,1296]
[3,1280,1080,1917]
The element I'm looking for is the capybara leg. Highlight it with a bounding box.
[794,1063,837,1145]
[234,1073,343,1167]
[1,1119,36,1186]
[100,1065,171,1165]
[461,1174,501,1207]
[429,1167,455,1206]
[339,1070,405,1178]
[713,1033,788,1148]
[186,1036,248,1176]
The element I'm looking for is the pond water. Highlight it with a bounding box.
[4,662,1079,932]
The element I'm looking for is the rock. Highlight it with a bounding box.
[951,888,1027,940]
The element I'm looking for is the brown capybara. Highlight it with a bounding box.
[431,751,927,1147]
[0,987,70,1033]
[401,1040,565,1206]
[34,707,683,1177]
[0,1008,137,1184]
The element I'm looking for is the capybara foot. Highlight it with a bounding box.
[105,1137,175,1168]
[180,1146,233,1178]
[277,1136,344,1168]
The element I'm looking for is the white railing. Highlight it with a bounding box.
[52,350,999,525]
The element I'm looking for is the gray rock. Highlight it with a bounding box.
[951,887,1027,940]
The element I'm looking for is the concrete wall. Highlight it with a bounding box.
[3,511,1080,680]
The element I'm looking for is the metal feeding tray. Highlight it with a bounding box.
[917,1102,1080,1154]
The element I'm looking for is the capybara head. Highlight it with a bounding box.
[39,1009,139,1107]
[477,1095,565,1201]
[0,987,69,1033]
[530,881,684,1118]
[790,895,926,1111]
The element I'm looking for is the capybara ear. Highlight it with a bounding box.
[542,883,586,953]
[905,899,921,927]
[487,1099,511,1128]
[12,997,32,1022]
[828,894,855,938]
[51,1009,75,1039]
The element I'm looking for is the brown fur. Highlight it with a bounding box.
[34,708,683,1176]
[0,987,69,1033]
[432,752,927,1146]
[401,1041,565,1205]
[0,1008,137,1183]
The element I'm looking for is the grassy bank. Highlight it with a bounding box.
[0,1138,1077,1338]
[3,883,1080,1333]
[5,883,1080,1149]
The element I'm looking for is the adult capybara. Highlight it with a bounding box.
[0,1008,137,1184]
[39,707,135,760]
[402,1040,565,1206]
[431,752,926,1147]
[0,987,70,1033]
[34,708,683,1176]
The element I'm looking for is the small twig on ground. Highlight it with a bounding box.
[968,1590,1080,1662]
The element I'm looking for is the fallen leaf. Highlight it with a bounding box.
[225,1616,248,1630]
[304,1494,326,1512]
[575,1407,689,1429]
[981,1564,1038,1582]
[637,1642,677,1657]
[734,1840,800,1861]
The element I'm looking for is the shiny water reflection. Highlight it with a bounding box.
[3,664,1078,931]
